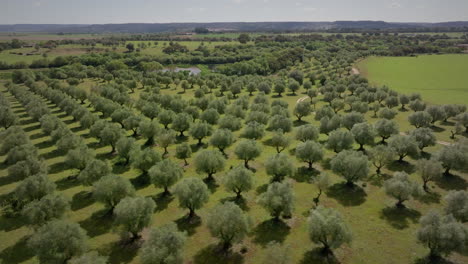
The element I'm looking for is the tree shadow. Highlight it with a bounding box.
[29,132,45,140]
[55,176,81,191]
[176,135,188,144]
[255,183,268,195]
[203,177,219,193]
[49,161,68,174]
[320,158,332,170]
[387,160,416,174]
[40,148,65,160]
[34,139,55,150]
[0,211,26,232]
[220,196,250,211]
[293,119,309,127]
[0,174,20,186]
[380,206,421,230]
[130,173,151,190]
[326,183,367,207]
[193,244,244,264]
[87,141,101,149]
[71,190,94,211]
[151,193,174,212]
[299,247,339,264]
[175,215,202,237]
[430,126,445,133]
[435,174,467,191]
[420,151,432,160]
[416,191,441,205]
[293,166,320,183]
[367,173,392,187]
[414,255,457,264]
[23,123,40,132]
[96,151,115,161]
[190,143,204,153]
[0,235,35,263]
[112,163,130,174]
[107,240,139,264]
[79,209,113,237]
[252,219,290,246]
[70,126,86,133]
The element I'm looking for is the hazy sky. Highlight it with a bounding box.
[2,0,468,24]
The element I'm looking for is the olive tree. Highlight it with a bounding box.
[206,200,249,253]
[308,206,352,255]
[223,166,254,199]
[331,150,369,186]
[326,129,354,153]
[100,123,123,153]
[293,101,312,121]
[174,177,209,218]
[28,220,88,263]
[242,121,265,140]
[15,173,55,204]
[426,105,446,125]
[209,128,234,154]
[157,129,177,155]
[193,149,225,180]
[384,172,421,207]
[140,223,186,264]
[172,113,192,137]
[258,182,294,221]
[295,124,319,142]
[114,196,156,241]
[234,139,262,168]
[417,159,443,192]
[313,173,331,206]
[22,193,70,228]
[116,137,137,165]
[388,135,420,162]
[149,159,183,195]
[138,119,161,145]
[265,153,295,182]
[175,143,192,166]
[93,174,135,213]
[408,111,432,128]
[131,148,162,175]
[435,141,468,175]
[417,210,466,259]
[367,145,395,174]
[374,119,399,143]
[270,129,291,153]
[410,127,436,151]
[295,141,323,170]
[444,191,468,222]
[78,159,111,186]
[351,122,375,150]
[189,121,213,145]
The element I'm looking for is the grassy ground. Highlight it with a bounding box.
[0,74,467,264]
[356,54,468,105]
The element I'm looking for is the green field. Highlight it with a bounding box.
[357,54,468,105]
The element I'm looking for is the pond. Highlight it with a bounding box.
[162,67,201,75]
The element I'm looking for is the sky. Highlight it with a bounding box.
[2,0,468,24]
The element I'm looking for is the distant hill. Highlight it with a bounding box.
[0,21,467,33]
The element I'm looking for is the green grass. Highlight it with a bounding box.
[356,54,468,105]
[1,76,467,264]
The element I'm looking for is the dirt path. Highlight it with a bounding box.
[296,96,309,104]
[399,132,451,146]
[351,67,360,75]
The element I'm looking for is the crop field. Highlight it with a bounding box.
[0,30,467,264]
[356,54,468,105]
